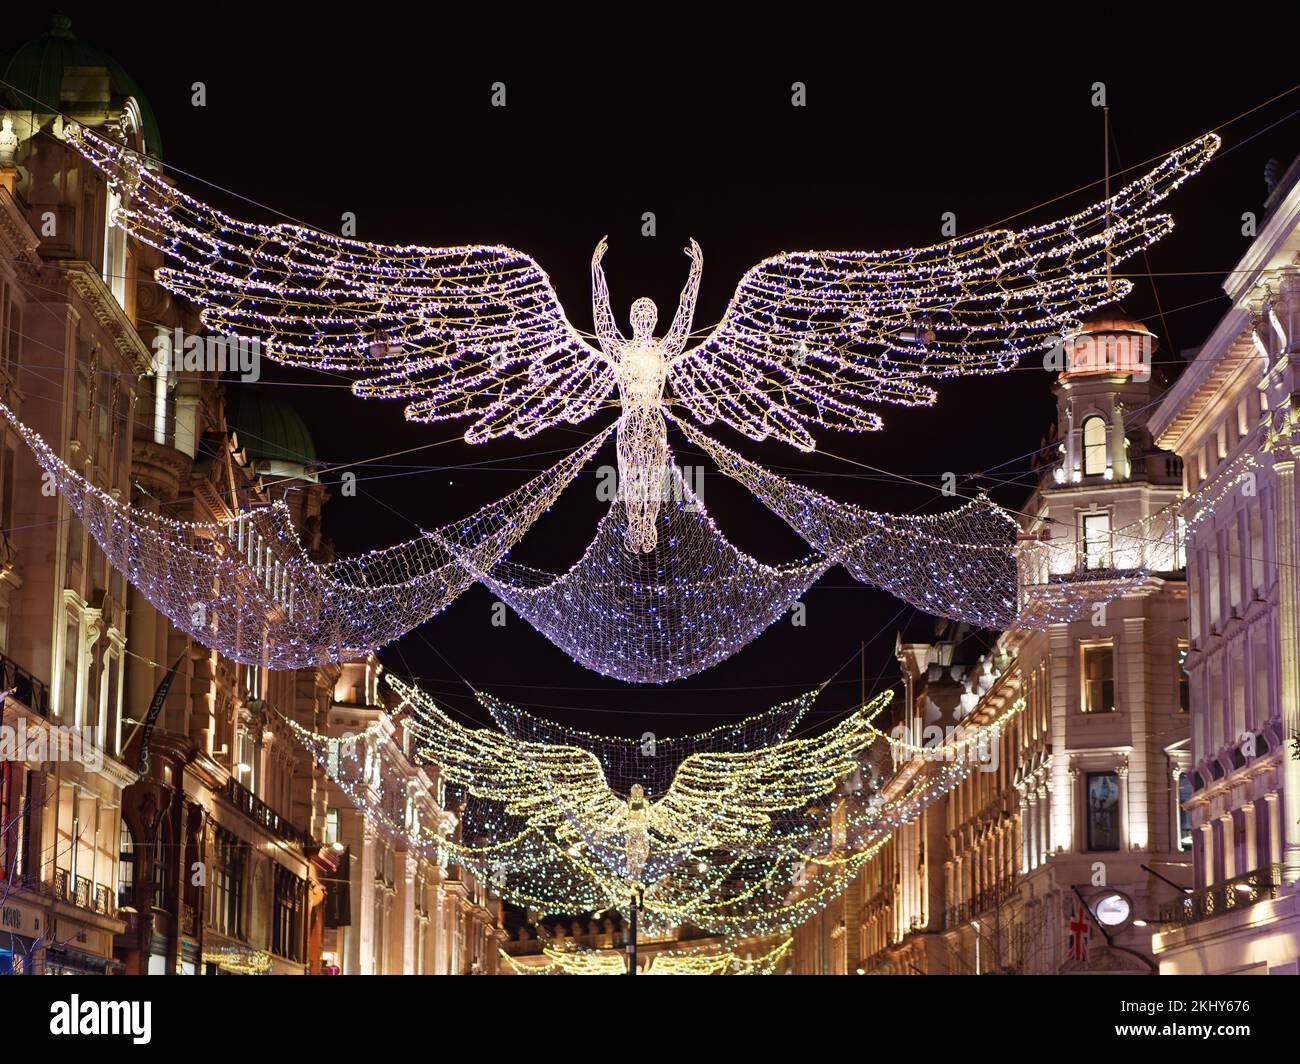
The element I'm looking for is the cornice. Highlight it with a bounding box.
[61,261,155,374]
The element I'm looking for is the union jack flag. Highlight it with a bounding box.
[1067,901,1091,963]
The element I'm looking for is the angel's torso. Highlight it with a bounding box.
[615,341,668,407]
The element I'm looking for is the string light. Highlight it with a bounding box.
[477,457,833,683]
[678,416,1185,629]
[0,396,609,668]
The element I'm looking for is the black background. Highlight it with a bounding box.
[7,6,1300,738]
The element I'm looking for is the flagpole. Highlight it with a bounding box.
[1070,885,1114,948]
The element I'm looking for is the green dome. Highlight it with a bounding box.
[227,387,318,470]
[1,13,163,156]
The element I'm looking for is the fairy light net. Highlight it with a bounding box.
[0,397,609,668]
[678,417,1182,630]
[476,457,832,683]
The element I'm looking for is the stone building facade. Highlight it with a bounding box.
[1148,153,1300,976]
[0,16,499,975]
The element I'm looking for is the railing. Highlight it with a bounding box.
[1159,863,1285,927]
[223,776,309,848]
[45,868,112,916]
[0,652,50,718]
[945,876,1020,928]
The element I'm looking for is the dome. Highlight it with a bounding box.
[226,386,318,479]
[1,14,163,156]
[1062,317,1157,379]
[1073,317,1156,341]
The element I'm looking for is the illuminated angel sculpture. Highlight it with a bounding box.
[68,126,1219,554]
[394,675,892,888]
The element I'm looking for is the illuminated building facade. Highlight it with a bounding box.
[319,658,504,975]
[1148,153,1300,976]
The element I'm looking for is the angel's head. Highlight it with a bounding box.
[629,298,658,340]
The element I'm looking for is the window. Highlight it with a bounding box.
[272,867,306,962]
[60,612,80,724]
[209,828,245,938]
[1177,643,1190,713]
[325,807,340,847]
[118,821,136,909]
[102,186,128,308]
[1081,511,1111,570]
[1086,772,1121,851]
[1253,624,1271,725]
[152,821,172,911]
[1082,416,1108,476]
[1249,502,1264,594]
[1082,643,1115,713]
[1176,773,1193,851]
[236,727,258,794]
[243,664,263,701]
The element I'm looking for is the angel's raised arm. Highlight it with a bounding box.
[663,239,704,357]
[591,235,626,353]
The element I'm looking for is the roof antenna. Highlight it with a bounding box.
[1104,104,1112,295]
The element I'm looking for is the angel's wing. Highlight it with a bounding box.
[650,690,894,846]
[68,126,614,442]
[393,679,625,832]
[670,135,1219,450]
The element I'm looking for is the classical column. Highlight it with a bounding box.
[1242,802,1258,873]
[1265,793,1283,873]
[1220,814,1236,880]
[398,851,416,975]
[1021,794,1034,873]
[357,823,377,975]
[1117,760,1131,852]
[1200,822,1216,886]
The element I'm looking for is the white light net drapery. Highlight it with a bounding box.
[677,417,1183,630]
[475,457,832,683]
[0,398,610,669]
[65,124,1218,551]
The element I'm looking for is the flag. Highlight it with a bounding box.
[1067,901,1091,963]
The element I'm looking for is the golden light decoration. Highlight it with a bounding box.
[287,675,1028,937]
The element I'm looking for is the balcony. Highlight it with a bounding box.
[1159,863,1285,927]
[0,652,51,718]
[945,876,1020,928]
[44,867,114,917]
[223,776,309,848]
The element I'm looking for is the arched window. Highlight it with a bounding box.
[1082,416,1108,476]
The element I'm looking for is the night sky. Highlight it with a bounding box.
[9,9,1300,737]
